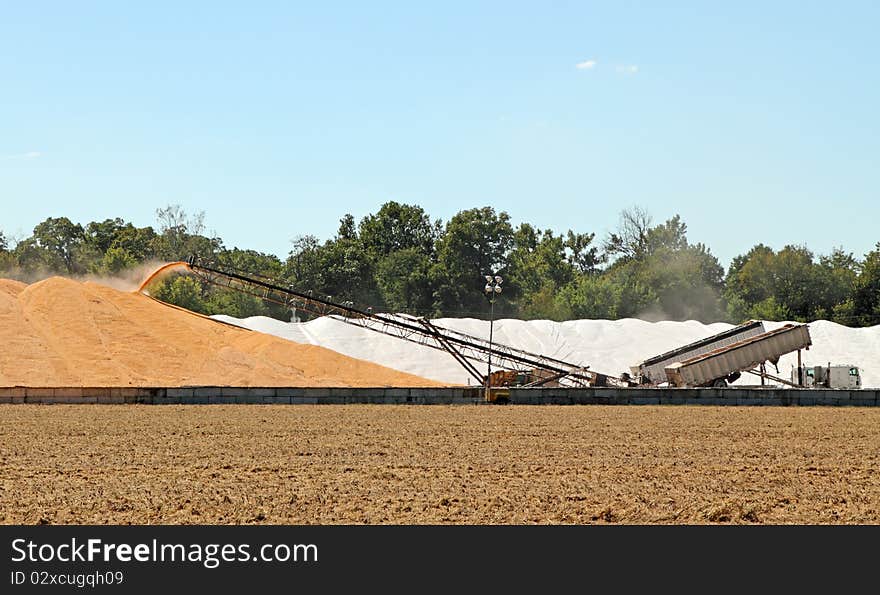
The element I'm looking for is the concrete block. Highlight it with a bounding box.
[837,398,861,407]
[167,388,194,398]
[258,395,286,404]
[141,388,165,400]
[812,396,836,406]
[97,395,125,404]
[52,388,84,398]
[537,389,563,399]
[737,398,762,406]
[208,395,234,404]
[292,396,319,404]
[228,395,262,404]
[108,387,141,398]
[811,390,833,401]
[276,388,305,398]
[630,396,660,405]
[82,387,110,398]
[24,388,53,402]
[304,388,331,399]
[328,388,353,398]
[50,396,76,403]
[699,398,727,406]
[658,395,685,405]
[760,398,784,406]
[195,387,220,398]
[384,388,410,398]
[360,388,388,398]
[509,395,535,405]
[218,387,246,397]
[251,388,277,398]
[0,387,27,398]
[150,392,176,404]
[577,396,602,405]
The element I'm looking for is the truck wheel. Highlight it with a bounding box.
[712,379,728,388]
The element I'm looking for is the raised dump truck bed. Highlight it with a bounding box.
[631,320,766,385]
[665,323,812,388]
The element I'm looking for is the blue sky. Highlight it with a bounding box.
[2,1,878,268]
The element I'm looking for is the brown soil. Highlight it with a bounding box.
[0,277,442,387]
[2,404,879,524]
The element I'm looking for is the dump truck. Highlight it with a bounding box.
[630,320,767,385]
[791,364,862,389]
[664,323,812,387]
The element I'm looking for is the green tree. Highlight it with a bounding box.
[100,247,137,274]
[31,217,86,273]
[12,238,57,275]
[154,204,213,261]
[506,224,575,318]
[0,231,14,273]
[110,224,159,262]
[603,210,724,321]
[296,216,378,307]
[564,230,604,274]
[318,235,376,305]
[725,243,849,322]
[358,201,440,260]
[152,275,206,313]
[724,244,777,320]
[207,247,287,318]
[852,243,880,326]
[817,248,859,323]
[431,207,513,316]
[375,248,433,314]
[85,218,126,254]
[284,235,323,291]
[603,205,652,263]
[556,274,622,320]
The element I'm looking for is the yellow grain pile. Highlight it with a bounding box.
[0,276,443,388]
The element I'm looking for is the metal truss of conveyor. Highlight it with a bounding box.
[183,256,626,387]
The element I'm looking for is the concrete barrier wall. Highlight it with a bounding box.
[0,386,877,406]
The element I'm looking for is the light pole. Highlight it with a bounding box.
[484,274,503,400]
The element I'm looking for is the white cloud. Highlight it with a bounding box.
[1,151,42,160]
[575,59,597,70]
[616,65,639,74]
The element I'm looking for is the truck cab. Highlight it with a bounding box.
[792,364,861,389]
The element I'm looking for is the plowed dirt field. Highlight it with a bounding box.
[2,404,879,524]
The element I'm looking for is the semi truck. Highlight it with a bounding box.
[630,320,767,385]
[663,323,812,388]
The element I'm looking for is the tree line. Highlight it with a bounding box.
[2,202,879,326]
